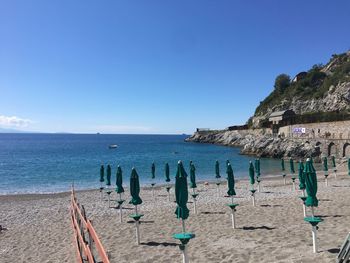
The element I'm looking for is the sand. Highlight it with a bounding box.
[1,168,350,263]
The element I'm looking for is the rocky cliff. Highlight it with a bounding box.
[186,51,350,161]
[185,130,321,160]
[252,51,350,126]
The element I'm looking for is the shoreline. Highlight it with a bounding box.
[1,164,347,198]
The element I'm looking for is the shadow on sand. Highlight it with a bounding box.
[141,241,178,247]
[242,226,276,231]
[201,211,225,215]
[126,220,155,224]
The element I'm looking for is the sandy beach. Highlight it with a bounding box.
[1,167,350,263]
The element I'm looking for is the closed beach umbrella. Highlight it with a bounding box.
[331,156,336,168]
[304,160,318,210]
[215,160,221,179]
[255,159,261,177]
[281,158,286,185]
[249,161,256,206]
[249,162,255,185]
[255,158,261,192]
[298,161,305,191]
[116,166,124,194]
[129,168,143,245]
[106,165,112,207]
[227,163,236,196]
[189,161,197,189]
[175,161,190,222]
[290,158,295,174]
[165,162,172,201]
[323,157,328,173]
[100,165,105,183]
[99,165,105,200]
[130,168,143,206]
[116,165,125,222]
[151,162,156,179]
[165,163,170,182]
[331,155,337,178]
[106,164,112,186]
[151,162,156,199]
[323,157,329,186]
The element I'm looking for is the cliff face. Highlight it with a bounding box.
[252,51,350,126]
[186,130,321,160]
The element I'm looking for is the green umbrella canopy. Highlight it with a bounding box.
[106,164,112,186]
[249,161,255,185]
[304,159,318,207]
[174,161,190,220]
[189,161,197,189]
[129,168,143,205]
[151,162,156,179]
[331,156,336,168]
[255,159,261,177]
[281,159,285,171]
[99,165,105,182]
[215,160,221,179]
[323,157,328,171]
[226,163,236,196]
[298,161,305,190]
[115,165,124,194]
[165,163,170,182]
[289,158,295,174]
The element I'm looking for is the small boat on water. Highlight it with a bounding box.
[109,144,118,149]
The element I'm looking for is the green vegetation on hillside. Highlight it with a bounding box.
[254,52,350,116]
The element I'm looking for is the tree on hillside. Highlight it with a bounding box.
[274,74,291,94]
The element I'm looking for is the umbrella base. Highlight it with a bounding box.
[225,203,239,211]
[173,232,195,243]
[129,214,144,221]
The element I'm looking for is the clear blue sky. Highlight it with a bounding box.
[0,0,349,134]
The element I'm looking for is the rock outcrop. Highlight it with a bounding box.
[186,130,322,161]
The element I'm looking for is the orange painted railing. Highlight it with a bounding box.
[70,187,110,263]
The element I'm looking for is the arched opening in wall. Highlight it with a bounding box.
[328,142,336,156]
[343,143,350,157]
[315,142,322,156]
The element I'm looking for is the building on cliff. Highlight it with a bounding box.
[269,110,296,136]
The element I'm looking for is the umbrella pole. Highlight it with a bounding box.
[135,205,140,245]
[302,190,306,217]
[152,185,155,200]
[119,193,123,223]
[168,190,171,202]
[312,225,318,253]
[283,175,286,185]
[311,206,314,218]
[334,169,337,179]
[108,192,110,208]
[325,177,328,187]
[100,183,103,201]
[182,219,186,233]
[182,244,189,263]
[257,182,260,193]
[216,180,220,197]
[192,188,197,215]
[231,195,236,229]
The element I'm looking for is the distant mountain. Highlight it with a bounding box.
[250,50,350,127]
[0,127,29,133]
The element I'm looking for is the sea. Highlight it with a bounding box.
[0,133,282,195]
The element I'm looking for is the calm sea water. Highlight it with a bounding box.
[0,133,282,194]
